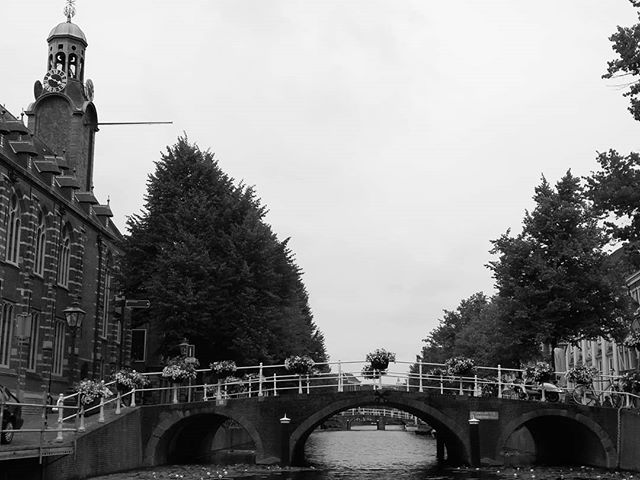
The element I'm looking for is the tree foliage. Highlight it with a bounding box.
[603,1,640,121]
[489,172,630,355]
[122,137,327,366]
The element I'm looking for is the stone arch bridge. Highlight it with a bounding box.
[132,389,636,469]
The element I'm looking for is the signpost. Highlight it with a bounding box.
[125,299,150,309]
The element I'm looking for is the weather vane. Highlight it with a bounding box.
[63,0,76,22]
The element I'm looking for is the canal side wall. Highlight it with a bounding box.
[43,408,143,480]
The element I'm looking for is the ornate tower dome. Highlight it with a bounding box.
[26,0,97,192]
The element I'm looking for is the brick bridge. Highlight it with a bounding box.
[130,389,638,470]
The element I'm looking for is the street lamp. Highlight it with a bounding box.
[63,302,85,383]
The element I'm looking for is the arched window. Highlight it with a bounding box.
[0,303,14,367]
[57,224,71,287]
[6,194,21,265]
[34,209,46,276]
[68,54,77,78]
[54,52,65,72]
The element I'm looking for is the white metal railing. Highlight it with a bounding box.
[4,359,640,446]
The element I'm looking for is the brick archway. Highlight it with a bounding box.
[288,395,470,465]
[496,409,617,468]
[142,406,265,466]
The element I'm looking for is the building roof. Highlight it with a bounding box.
[47,21,87,45]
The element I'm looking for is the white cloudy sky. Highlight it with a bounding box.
[3,1,640,367]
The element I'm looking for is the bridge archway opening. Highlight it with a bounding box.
[154,413,257,465]
[291,400,467,467]
[503,415,609,467]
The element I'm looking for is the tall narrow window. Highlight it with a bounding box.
[0,304,13,367]
[34,209,46,276]
[6,194,21,265]
[52,321,65,376]
[101,255,112,339]
[57,225,71,287]
[26,313,39,371]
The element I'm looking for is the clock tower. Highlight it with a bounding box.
[25,0,97,192]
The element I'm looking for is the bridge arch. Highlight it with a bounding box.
[143,406,265,466]
[496,409,617,468]
[289,396,469,465]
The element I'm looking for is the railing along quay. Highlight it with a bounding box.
[3,359,640,449]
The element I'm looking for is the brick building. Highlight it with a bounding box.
[0,6,127,402]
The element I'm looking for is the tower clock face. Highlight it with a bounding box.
[43,69,68,93]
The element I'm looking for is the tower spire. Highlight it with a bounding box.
[63,0,76,23]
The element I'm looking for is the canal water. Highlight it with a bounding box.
[88,426,632,480]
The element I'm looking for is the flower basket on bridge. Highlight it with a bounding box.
[162,356,199,382]
[114,368,150,392]
[620,371,640,394]
[623,331,640,350]
[444,356,476,377]
[366,349,396,371]
[210,360,238,379]
[566,365,597,386]
[74,379,113,406]
[524,361,554,383]
[284,355,315,375]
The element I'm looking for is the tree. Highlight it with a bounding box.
[488,172,631,366]
[123,137,327,366]
[603,1,640,121]
[416,293,528,370]
[586,150,640,267]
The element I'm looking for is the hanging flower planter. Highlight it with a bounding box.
[365,349,396,371]
[524,361,554,383]
[284,355,315,375]
[444,356,476,377]
[566,365,597,386]
[624,331,640,350]
[162,356,198,382]
[114,368,150,392]
[74,379,113,406]
[210,360,238,379]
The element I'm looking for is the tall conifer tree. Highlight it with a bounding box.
[123,137,327,366]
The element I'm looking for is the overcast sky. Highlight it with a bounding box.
[3,1,640,368]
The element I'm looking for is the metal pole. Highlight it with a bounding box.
[497,365,502,398]
[258,363,264,396]
[419,361,423,393]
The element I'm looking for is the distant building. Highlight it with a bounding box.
[0,7,126,402]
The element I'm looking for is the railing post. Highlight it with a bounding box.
[273,373,278,396]
[188,378,192,403]
[258,363,264,396]
[203,384,209,401]
[497,365,502,398]
[298,375,303,394]
[459,378,464,395]
[216,380,222,402]
[306,374,310,394]
[98,396,105,423]
[55,394,64,442]
[116,390,122,414]
[440,374,444,394]
[172,383,179,404]
[338,360,343,392]
[419,361,424,393]
[78,404,86,432]
[474,375,479,397]
[130,387,137,407]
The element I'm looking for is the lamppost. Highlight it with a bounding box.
[63,302,85,384]
[15,312,33,401]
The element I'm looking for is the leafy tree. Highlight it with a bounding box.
[603,1,640,121]
[488,172,631,367]
[123,137,327,367]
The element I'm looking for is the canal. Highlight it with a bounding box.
[88,426,632,479]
